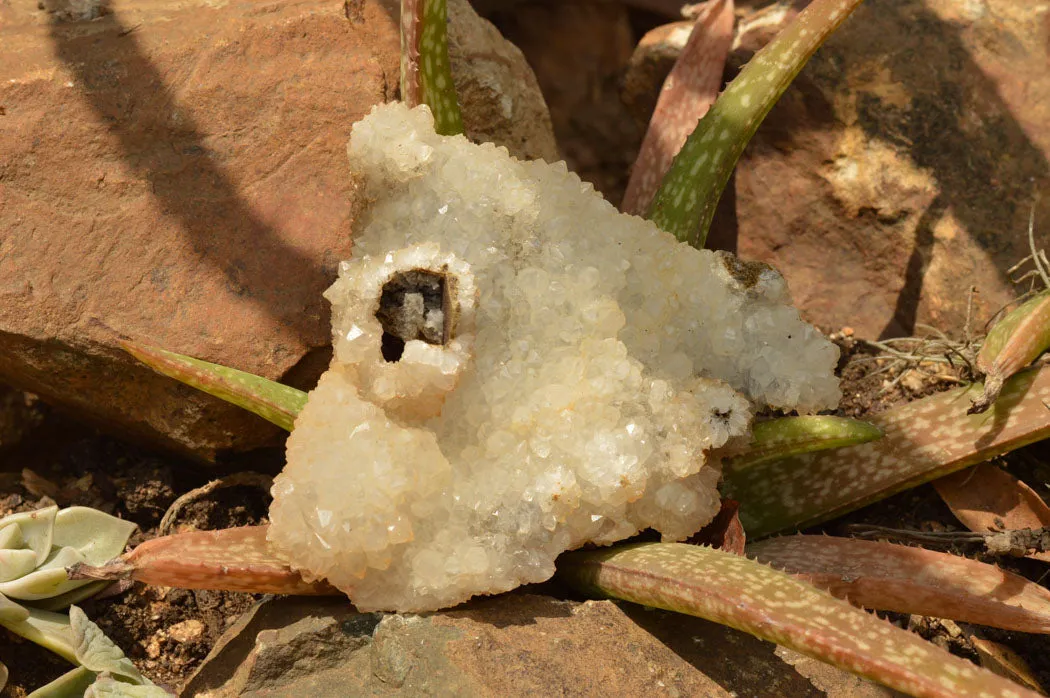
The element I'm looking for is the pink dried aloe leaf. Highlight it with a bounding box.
[122,342,306,432]
[400,0,463,135]
[971,636,1047,694]
[648,0,865,247]
[69,526,337,596]
[748,535,1050,634]
[723,366,1050,537]
[621,0,735,216]
[933,464,1050,563]
[557,542,1036,698]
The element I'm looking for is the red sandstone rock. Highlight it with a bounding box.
[733,0,1049,338]
[0,0,554,459]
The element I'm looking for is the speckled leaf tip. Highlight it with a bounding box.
[723,366,1050,538]
[729,415,883,471]
[557,543,1038,698]
[971,290,1050,414]
[647,0,865,247]
[121,342,306,432]
[401,0,464,136]
[621,0,734,216]
[71,526,337,596]
[749,536,1050,634]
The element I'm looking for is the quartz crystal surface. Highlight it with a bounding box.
[268,102,840,612]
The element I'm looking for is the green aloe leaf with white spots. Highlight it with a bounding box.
[122,342,307,432]
[728,415,883,471]
[647,0,866,247]
[401,0,463,136]
[557,543,1037,698]
[724,366,1050,538]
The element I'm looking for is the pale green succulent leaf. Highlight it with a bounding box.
[70,606,146,683]
[27,667,97,698]
[647,0,865,247]
[728,416,883,471]
[0,660,8,694]
[0,524,22,550]
[0,507,134,602]
[85,675,172,698]
[32,581,115,613]
[0,548,40,584]
[0,605,78,664]
[122,342,306,432]
[0,591,30,623]
[0,506,58,567]
[52,508,138,567]
[2,548,89,601]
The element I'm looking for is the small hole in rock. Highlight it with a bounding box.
[376,269,449,363]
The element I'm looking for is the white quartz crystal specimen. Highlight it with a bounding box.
[268,102,840,612]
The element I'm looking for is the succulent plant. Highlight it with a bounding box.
[59,0,1050,696]
[0,505,169,696]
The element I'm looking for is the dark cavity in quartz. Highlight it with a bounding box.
[376,269,448,362]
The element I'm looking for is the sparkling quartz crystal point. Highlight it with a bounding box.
[267,102,841,612]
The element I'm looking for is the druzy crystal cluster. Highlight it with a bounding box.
[267,103,840,612]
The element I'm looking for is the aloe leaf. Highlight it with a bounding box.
[971,290,1050,413]
[723,366,1050,538]
[748,535,1050,634]
[647,0,865,247]
[621,0,735,216]
[122,342,306,432]
[728,416,883,471]
[401,0,463,136]
[70,526,336,596]
[27,667,97,698]
[560,542,1037,697]
[558,543,1034,698]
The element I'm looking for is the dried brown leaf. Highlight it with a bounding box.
[748,535,1050,634]
[933,464,1050,563]
[970,635,1046,694]
[687,499,746,554]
